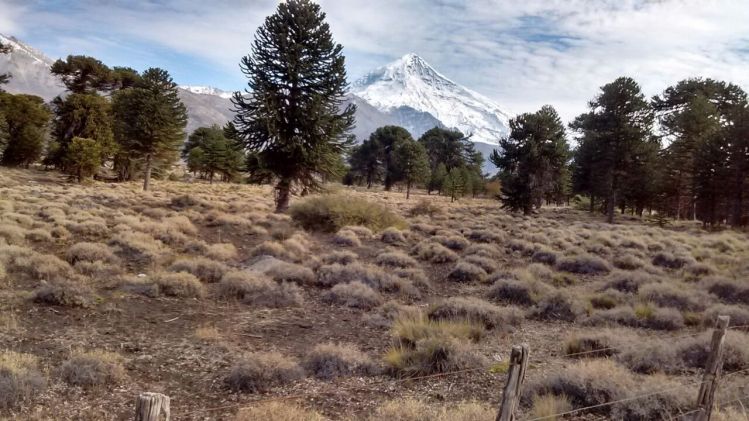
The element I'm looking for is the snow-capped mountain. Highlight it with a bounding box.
[179,85,234,99]
[0,34,234,134]
[352,53,512,145]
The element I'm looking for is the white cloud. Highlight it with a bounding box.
[2,0,749,122]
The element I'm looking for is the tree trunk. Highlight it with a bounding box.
[406,180,411,199]
[275,177,292,213]
[589,195,595,213]
[143,153,153,191]
[731,170,744,227]
[209,171,214,185]
[606,191,616,224]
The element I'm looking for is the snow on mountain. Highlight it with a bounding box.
[179,85,234,99]
[351,53,512,145]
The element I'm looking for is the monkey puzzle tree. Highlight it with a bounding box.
[232,0,355,212]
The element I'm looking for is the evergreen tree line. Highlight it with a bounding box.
[491,76,749,228]
[343,126,486,200]
[0,46,187,190]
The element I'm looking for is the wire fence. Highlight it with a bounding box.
[167,323,749,419]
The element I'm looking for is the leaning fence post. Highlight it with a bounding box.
[496,344,530,421]
[692,315,730,421]
[135,392,171,421]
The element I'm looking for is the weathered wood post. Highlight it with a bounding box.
[692,315,730,421]
[496,344,530,421]
[135,392,171,421]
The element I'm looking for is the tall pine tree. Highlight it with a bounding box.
[232,0,355,212]
[393,139,430,199]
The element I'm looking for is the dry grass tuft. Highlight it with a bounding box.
[427,297,522,330]
[530,394,572,421]
[152,271,205,298]
[67,242,119,265]
[370,398,494,421]
[529,292,585,322]
[0,351,45,409]
[169,257,229,283]
[412,242,459,263]
[32,281,94,308]
[303,342,380,379]
[235,402,327,421]
[218,271,303,308]
[290,194,406,233]
[323,281,383,310]
[61,350,126,388]
[448,261,488,283]
[333,229,362,247]
[555,253,611,275]
[109,231,167,264]
[375,251,419,269]
[225,351,304,393]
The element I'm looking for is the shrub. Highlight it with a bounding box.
[67,242,118,265]
[555,253,611,275]
[0,351,45,409]
[314,262,401,292]
[333,229,361,247]
[638,283,704,311]
[706,277,749,305]
[448,261,487,283]
[289,194,406,233]
[617,341,680,374]
[530,394,572,421]
[250,256,315,284]
[10,252,73,281]
[564,330,623,358]
[109,231,166,264]
[391,313,485,346]
[702,304,749,329]
[486,278,550,307]
[169,257,228,283]
[152,271,205,298]
[409,199,442,217]
[603,271,654,294]
[376,251,419,269]
[411,242,458,263]
[385,336,487,378]
[225,351,304,393]
[0,224,26,245]
[25,228,53,242]
[205,243,238,261]
[463,255,496,273]
[32,281,94,308]
[465,244,501,259]
[61,350,126,388]
[435,235,469,251]
[320,250,358,265]
[609,375,690,420]
[218,271,303,308]
[529,293,584,322]
[303,343,379,379]
[467,229,504,244]
[678,331,749,371]
[427,297,521,330]
[323,281,383,310]
[380,227,407,244]
[588,291,622,310]
[370,399,495,421]
[531,248,559,265]
[235,402,327,421]
[613,254,645,270]
[652,251,693,269]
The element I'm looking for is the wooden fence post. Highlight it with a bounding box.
[496,344,530,421]
[135,392,171,421]
[692,315,730,421]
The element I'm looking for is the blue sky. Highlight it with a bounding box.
[2,0,749,122]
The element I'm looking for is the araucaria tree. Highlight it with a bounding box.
[570,77,655,223]
[491,105,569,215]
[232,0,355,212]
[0,93,51,167]
[112,68,187,191]
[183,125,245,183]
[393,139,430,199]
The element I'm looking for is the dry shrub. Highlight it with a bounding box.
[652,251,694,269]
[702,304,749,329]
[0,351,45,409]
[529,292,585,322]
[235,402,327,421]
[588,291,624,310]
[381,227,407,244]
[385,335,487,377]
[409,199,442,217]
[530,394,572,421]
[314,262,410,294]
[333,229,361,247]
[603,270,655,294]
[61,350,126,388]
[585,305,685,331]
[411,242,458,263]
[486,277,551,307]
[12,252,73,281]
[109,231,167,264]
[225,351,304,393]
[609,375,690,420]
[303,343,379,379]
[638,283,704,311]
[289,194,406,233]
[564,330,624,358]
[50,225,71,240]
[251,241,289,260]
[463,255,497,273]
[617,340,680,374]
[261,259,315,285]
[435,235,469,251]
[467,229,504,244]
[613,254,645,270]
[152,272,205,298]
[25,228,53,242]
[465,243,501,259]
[531,247,559,265]
[0,224,26,245]
[169,257,228,283]
[218,271,303,308]
[713,407,749,421]
[32,281,94,308]
[194,325,222,341]
[376,251,419,269]
[677,331,749,371]
[67,242,118,265]
[340,225,373,239]
[411,222,438,236]
[427,297,522,330]
[320,251,358,265]
[555,253,611,275]
[448,261,488,283]
[323,281,383,310]
[371,398,494,421]
[705,277,749,305]
[66,220,108,236]
[206,243,238,261]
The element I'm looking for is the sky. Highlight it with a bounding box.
[1,0,749,122]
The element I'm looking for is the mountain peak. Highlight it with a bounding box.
[179,85,233,99]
